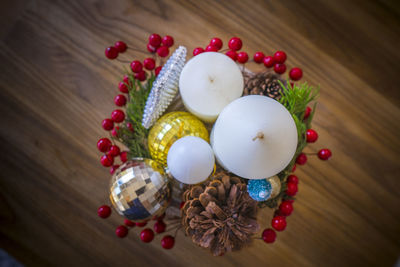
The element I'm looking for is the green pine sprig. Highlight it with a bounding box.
[112,73,155,158]
[278,81,319,120]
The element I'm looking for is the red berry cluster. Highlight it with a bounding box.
[105,41,128,60]
[254,50,302,80]
[147,34,174,57]
[192,37,303,81]
[291,106,332,166]
[97,205,175,249]
[99,33,176,173]
[116,213,175,249]
[261,166,299,244]
[192,37,249,64]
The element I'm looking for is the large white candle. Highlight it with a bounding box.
[211,95,298,179]
[179,52,243,122]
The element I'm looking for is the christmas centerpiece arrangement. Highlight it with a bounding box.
[96,34,332,255]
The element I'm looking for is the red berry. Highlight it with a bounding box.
[97,205,111,218]
[114,94,127,107]
[287,175,299,184]
[263,56,275,68]
[286,182,298,196]
[108,145,120,157]
[100,154,114,167]
[274,63,286,74]
[228,37,242,51]
[289,67,303,81]
[161,235,175,249]
[225,50,237,61]
[149,33,162,47]
[111,109,125,123]
[306,129,318,143]
[155,66,162,76]
[143,58,156,70]
[120,151,128,163]
[126,122,134,132]
[296,153,307,165]
[271,216,287,231]
[157,46,169,57]
[162,35,174,47]
[253,52,265,63]
[135,70,147,81]
[130,60,142,73]
[110,164,120,175]
[273,51,287,64]
[136,221,147,227]
[205,45,218,52]
[123,75,130,86]
[304,106,312,120]
[262,228,276,243]
[180,201,185,209]
[97,138,112,152]
[193,47,204,56]
[279,201,293,216]
[140,228,154,243]
[102,119,114,131]
[111,126,119,137]
[124,219,136,227]
[318,149,332,160]
[147,43,157,53]
[118,81,129,93]
[114,41,127,53]
[291,164,297,172]
[237,52,249,63]
[154,220,166,233]
[209,38,223,50]
[116,225,128,238]
[105,46,118,59]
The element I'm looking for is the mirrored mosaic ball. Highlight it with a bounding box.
[109,158,171,222]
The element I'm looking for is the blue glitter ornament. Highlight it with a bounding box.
[247,179,272,201]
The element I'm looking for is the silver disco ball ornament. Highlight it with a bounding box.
[109,158,171,222]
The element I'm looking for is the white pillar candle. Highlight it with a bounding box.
[179,52,244,122]
[211,95,298,179]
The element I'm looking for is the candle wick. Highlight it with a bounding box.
[252,132,264,141]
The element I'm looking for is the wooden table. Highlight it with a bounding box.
[1,0,399,266]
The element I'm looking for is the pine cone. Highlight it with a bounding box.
[181,170,259,256]
[243,71,286,99]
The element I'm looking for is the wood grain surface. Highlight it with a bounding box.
[1,0,399,266]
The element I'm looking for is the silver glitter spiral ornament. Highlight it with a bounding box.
[142,46,187,129]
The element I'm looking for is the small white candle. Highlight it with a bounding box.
[179,52,243,122]
[211,95,298,179]
[167,136,215,184]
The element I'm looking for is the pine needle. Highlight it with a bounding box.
[112,73,155,158]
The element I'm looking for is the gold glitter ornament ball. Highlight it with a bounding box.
[109,158,171,222]
[267,175,281,198]
[148,111,209,165]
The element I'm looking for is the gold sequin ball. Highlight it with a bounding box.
[147,111,209,165]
